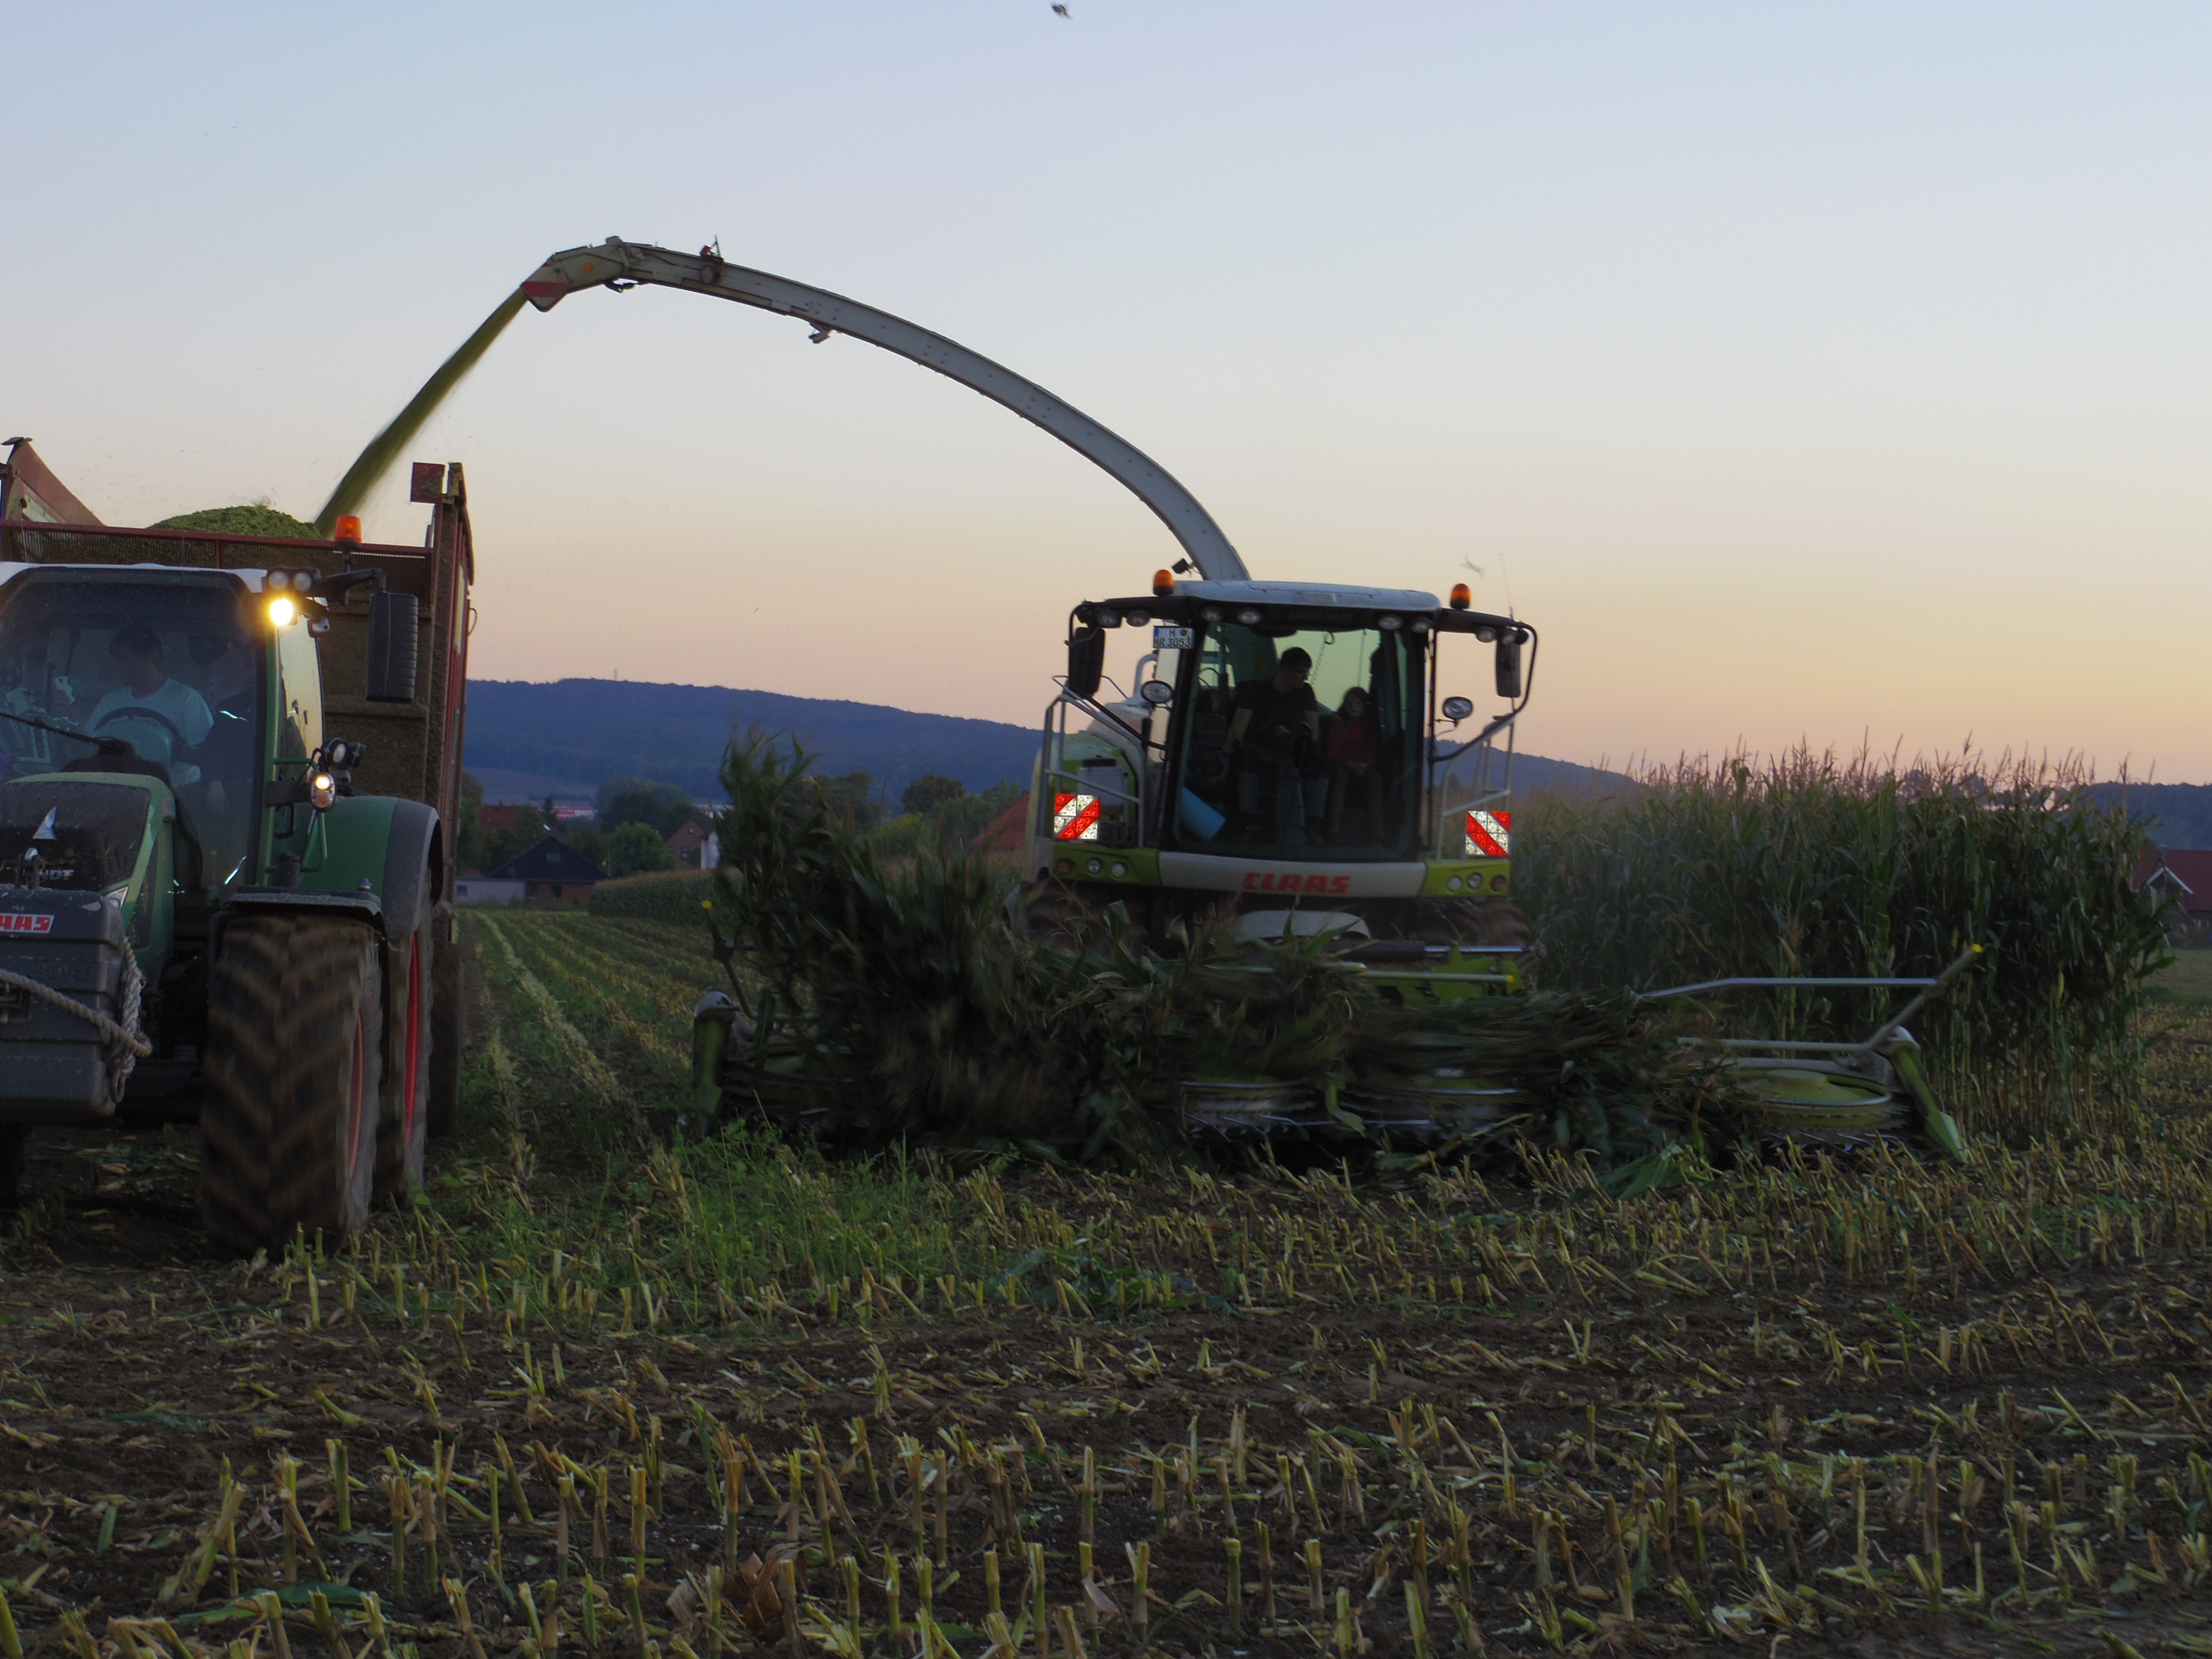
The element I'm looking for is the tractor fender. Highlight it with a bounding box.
[294,797,442,938]
[376,800,442,940]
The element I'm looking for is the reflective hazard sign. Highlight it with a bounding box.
[1464,808,1511,859]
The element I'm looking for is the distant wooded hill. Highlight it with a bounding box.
[2083,782,2212,852]
[461,677,1630,807]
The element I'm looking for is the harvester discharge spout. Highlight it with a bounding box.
[520,238,1250,581]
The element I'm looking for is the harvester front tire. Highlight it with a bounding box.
[201,915,382,1255]
[427,905,462,1138]
[374,924,432,1205]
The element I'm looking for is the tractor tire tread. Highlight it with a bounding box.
[202,915,380,1255]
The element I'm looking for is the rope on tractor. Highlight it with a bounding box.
[0,956,152,1102]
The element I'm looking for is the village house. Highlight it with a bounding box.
[488,834,607,905]
[665,814,721,868]
[2133,846,2212,940]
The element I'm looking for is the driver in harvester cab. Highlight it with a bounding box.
[1227,646,1321,750]
[1226,646,1323,844]
[87,624,215,760]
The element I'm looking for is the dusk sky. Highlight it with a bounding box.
[6,4,2206,779]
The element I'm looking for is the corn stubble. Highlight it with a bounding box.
[9,1037,2212,1656]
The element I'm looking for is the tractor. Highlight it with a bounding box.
[0,440,471,1249]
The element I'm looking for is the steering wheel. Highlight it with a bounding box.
[95,706,190,753]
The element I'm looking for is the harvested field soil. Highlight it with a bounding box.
[3,912,2211,1658]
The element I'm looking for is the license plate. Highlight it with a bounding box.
[1153,626,1194,650]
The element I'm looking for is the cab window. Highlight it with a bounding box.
[1170,620,1423,858]
[275,613,321,761]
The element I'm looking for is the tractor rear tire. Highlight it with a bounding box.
[201,915,382,1255]
[374,923,432,1206]
[427,905,462,1138]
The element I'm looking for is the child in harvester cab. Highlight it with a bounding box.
[1326,686,1380,841]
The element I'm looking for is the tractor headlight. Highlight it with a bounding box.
[310,771,336,810]
[268,596,298,628]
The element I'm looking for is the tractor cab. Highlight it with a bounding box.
[1034,575,1534,962]
[0,566,285,893]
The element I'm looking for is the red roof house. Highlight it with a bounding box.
[665,815,719,868]
[2133,847,2212,928]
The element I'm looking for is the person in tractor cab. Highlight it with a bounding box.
[87,624,215,769]
[1227,646,1323,846]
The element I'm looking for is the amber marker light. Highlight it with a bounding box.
[1152,569,1175,597]
[1449,582,1472,610]
[335,515,362,546]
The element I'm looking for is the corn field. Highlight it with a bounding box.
[1516,749,2170,1141]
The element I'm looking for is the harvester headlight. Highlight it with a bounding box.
[309,772,337,810]
[1086,857,1104,875]
[1378,614,1404,631]
[1411,617,1431,634]
[1200,606,1224,623]
[267,596,298,628]
[1235,608,1261,625]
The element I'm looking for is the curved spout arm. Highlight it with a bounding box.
[522,239,1249,581]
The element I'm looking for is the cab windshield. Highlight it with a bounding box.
[1169,619,1425,857]
[0,574,264,888]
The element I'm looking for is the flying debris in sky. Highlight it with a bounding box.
[1052,4,1070,15]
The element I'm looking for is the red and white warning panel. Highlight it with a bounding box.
[1464,808,1511,859]
[1053,793,1101,842]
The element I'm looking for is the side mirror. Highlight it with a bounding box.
[365,590,420,703]
[1440,695,1474,724]
[1067,624,1107,700]
[1494,634,1524,701]
[1140,679,1175,707]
